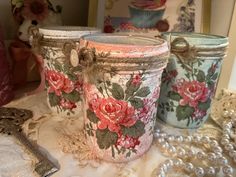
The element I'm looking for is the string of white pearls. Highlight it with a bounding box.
[221,109,236,163]
[154,129,234,177]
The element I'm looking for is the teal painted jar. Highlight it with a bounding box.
[157,32,228,129]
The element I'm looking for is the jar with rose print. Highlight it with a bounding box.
[157,32,228,129]
[35,26,100,117]
[78,34,169,162]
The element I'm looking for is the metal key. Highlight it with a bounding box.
[0,107,59,177]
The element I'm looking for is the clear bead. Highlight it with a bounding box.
[222,165,233,175]
[218,156,228,165]
[210,140,219,147]
[207,153,216,162]
[193,136,201,143]
[213,146,223,153]
[194,167,205,177]
[176,135,184,142]
[229,150,236,158]
[167,135,175,142]
[201,136,210,144]
[206,167,215,175]
[184,136,192,143]
[184,162,194,172]
[177,147,186,157]
[221,138,230,145]
[196,151,206,160]
[225,143,234,151]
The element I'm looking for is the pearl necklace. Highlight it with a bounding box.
[221,109,236,163]
[154,129,234,177]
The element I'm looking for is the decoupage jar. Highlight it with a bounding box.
[78,34,169,162]
[36,26,100,117]
[157,32,228,129]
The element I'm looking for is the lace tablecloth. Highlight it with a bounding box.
[1,90,235,177]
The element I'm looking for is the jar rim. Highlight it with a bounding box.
[39,26,101,39]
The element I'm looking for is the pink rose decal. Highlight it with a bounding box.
[132,74,141,86]
[175,79,209,108]
[45,69,82,113]
[93,97,136,132]
[63,77,74,94]
[45,70,65,96]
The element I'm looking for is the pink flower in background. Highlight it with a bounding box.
[63,78,74,94]
[23,0,49,21]
[116,134,140,149]
[45,70,65,96]
[60,99,76,110]
[174,79,209,108]
[131,74,142,86]
[94,97,136,133]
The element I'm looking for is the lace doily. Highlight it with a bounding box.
[58,130,101,167]
[211,89,236,127]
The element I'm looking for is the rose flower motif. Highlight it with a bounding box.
[174,79,209,108]
[45,69,65,96]
[63,77,74,94]
[60,98,76,110]
[131,74,141,86]
[93,97,136,132]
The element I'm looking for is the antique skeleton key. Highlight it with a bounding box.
[0,107,59,177]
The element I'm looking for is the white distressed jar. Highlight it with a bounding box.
[78,34,169,162]
[37,26,100,117]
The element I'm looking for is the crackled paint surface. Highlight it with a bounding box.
[80,35,168,162]
[39,27,100,117]
[157,33,228,129]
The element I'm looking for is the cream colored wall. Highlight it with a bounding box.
[210,0,236,93]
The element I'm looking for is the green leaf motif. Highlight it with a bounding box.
[126,151,131,158]
[176,105,194,121]
[135,87,151,97]
[48,93,60,107]
[67,73,78,81]
[62,90,81,103]
[121,120,145,138]
[129,97,144,109]
[72,66,82,72]
[125,77,141,99]
[196,70,206,82]
[211,73,218,80]
[168,91,182,101]
[96,128,118,149]
[53,60,63,72]
[87,109,99,123]
[110,83,124,100]
[198,99,211,111]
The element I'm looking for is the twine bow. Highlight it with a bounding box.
[171,37,198,72]
[78,47,96,68]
